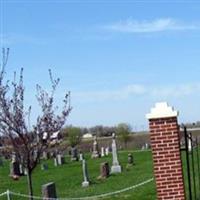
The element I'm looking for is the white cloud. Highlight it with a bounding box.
[0,34,48,45]
[73,84,146,102]
[103,18,199,33]
[73,83,200,102]
[151,83,200,98]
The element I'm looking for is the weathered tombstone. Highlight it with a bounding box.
[82,159,89,187]
[10,161,21,178]
[43,151,47,159]
[43,151,50,160]
[128,153,134,165]
[54,158,58,167]
[24,168,28,175]
[101,147,105,157]
[100,162,109,178]
[105,147,109,156]
[79,152,84,161]
[141,145,145,150]
[111,133,122,173]
[41,163,48,170]
[10,153,20,177]
[42,182,57,200]
[19,164,25,175]
[57,154,65,165]
[33,150,38,160]
[91,136,100,158]
[71,147,78,161]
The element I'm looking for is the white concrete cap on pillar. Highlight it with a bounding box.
[146,102,178,119]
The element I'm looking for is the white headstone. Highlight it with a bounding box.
[188,133,192,152]
[91,136,99,158]
[24,168,28,175]
[101,147,105,157]
[105,147,109,156]
[82,159,89,187]
[79,153,83,161]
[111,133,121,173]
[54,158,58,167]
[19,164,24,175]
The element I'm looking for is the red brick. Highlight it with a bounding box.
[148,115,186,200]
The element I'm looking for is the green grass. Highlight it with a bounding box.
[0,151,156,200]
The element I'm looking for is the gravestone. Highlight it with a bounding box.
[82,159,89,187]
[54,158,58,167]
[79,153,84,161]
[101,147,105,157]
[41,163,48,170]
[91,136,99,158]
[33,150,38,160]
[111,133,122,173]
[19,164,25,175]
[57,154,65,165]
[71,147,78,161]
[128,153,134,165]
[10,153,20,177]
[43,151,47,159]
[100,162,109,178]
[10,161,21,177]
[43,151,50,160]
[105,147,109,156]
[24,168,28,175]
[42,182,57,199]
[126,153,134,169]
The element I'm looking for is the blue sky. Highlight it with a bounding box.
[1,1,200,130]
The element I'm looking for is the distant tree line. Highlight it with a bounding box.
[184,121,200,128]
[61,123,135,138]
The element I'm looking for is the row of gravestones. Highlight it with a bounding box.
[81,133,135,187]
[0,133,135,200]
[42,142,135,200]
[91,136,110,158]
[7,133,134,182]
[43,137,112,169]
[41,134,116,171]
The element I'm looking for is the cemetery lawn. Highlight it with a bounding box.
[0,151,156,200]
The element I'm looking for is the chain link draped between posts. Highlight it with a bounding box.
[0,178,153,200]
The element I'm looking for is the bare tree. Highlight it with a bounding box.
[0,48,72,199]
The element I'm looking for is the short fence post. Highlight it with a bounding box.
[6,190,11,200]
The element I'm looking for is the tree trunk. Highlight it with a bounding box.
[27,169,33,200]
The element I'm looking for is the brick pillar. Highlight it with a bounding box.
[146,102,185,200]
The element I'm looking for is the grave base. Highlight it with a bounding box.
[111,165,122,173]
[82,181,89,187]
